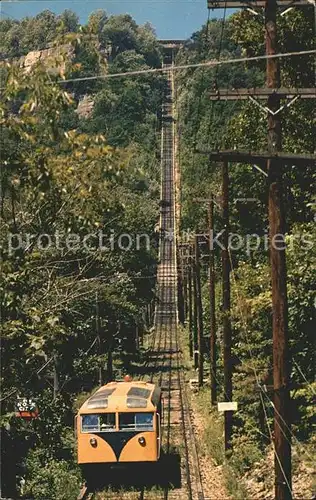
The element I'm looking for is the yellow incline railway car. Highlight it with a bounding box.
[76,381,162,466]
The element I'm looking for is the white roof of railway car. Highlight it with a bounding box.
[78,381,161,414]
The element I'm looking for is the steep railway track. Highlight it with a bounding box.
[146,63,205,500]
[83,61,205,500]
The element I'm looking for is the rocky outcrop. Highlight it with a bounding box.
[243,447,315,499]
[76,95,95,119]
[20,44,75,75]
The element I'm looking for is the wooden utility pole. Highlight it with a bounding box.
[107,324,114,382]
[135,323,140,351]
[188,245,194,358]
[150,299,155,325]
[222,161,233,451]
[192,240,199,369]
[183,255,188,321]
[53,353,59,400]
[193,197,218,399]
[146,303,150,329]
[204,0,313,494]
[195,233,204,387]
[96,292,103,386]
[266,0,291,497]
[178,247,185,324]
[208,197,217,404]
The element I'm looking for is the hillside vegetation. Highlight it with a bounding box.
[1,10,165,498]
[0,8,315,499]
[174,10,315,496]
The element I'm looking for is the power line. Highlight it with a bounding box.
[0,356,54,402]
[226,247,297,490]
[206,0,228,150]
[45,49,316,84]
[1,49,314,93]
[192,7,212,149]
[260,387,315,462]
[259,392,294,497]
[227,247,315,464]
[293,359,316,396]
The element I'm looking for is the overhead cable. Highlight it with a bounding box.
[38,49,316,84]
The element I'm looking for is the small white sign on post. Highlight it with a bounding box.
[217,402,238,412]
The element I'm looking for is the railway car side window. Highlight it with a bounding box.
[100,414,115,431]
[119,412,154,431]
[82,414,99,432]
[136,413,153,430]
[81,413,115,433]
[119,412,134,429]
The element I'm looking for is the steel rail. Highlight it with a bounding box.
[138,62,204,500]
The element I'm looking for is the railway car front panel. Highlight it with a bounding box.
[76,381,162,465]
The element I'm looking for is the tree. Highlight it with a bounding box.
[1,50,159,495]
[100,14,138,58]
[0,9,78,58]
[57,10,79,35]
[86,9,108,36]
[175,12,315,476]
[1,10,165,496]
[137,23,162,68]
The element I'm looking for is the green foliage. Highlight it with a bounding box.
[196,392,225,465]
[100,14,138,57]
[24,448,81,500]
[194,387,251,498]
[223,465,249,500]
[86,53,164,147]
[1,6,314,496]
[230,435,263,474]
[86,10,108,36]
[176,10,315,483]
[0,10,78,59]
[291,384,316,440]
[1,12,164,496]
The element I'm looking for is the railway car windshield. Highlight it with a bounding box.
[119,412,154,431]
[81,413,115,433]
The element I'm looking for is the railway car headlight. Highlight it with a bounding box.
[138,437,146,447]
[90,438,97,448]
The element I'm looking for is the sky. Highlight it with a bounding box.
[0,0,231,39]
